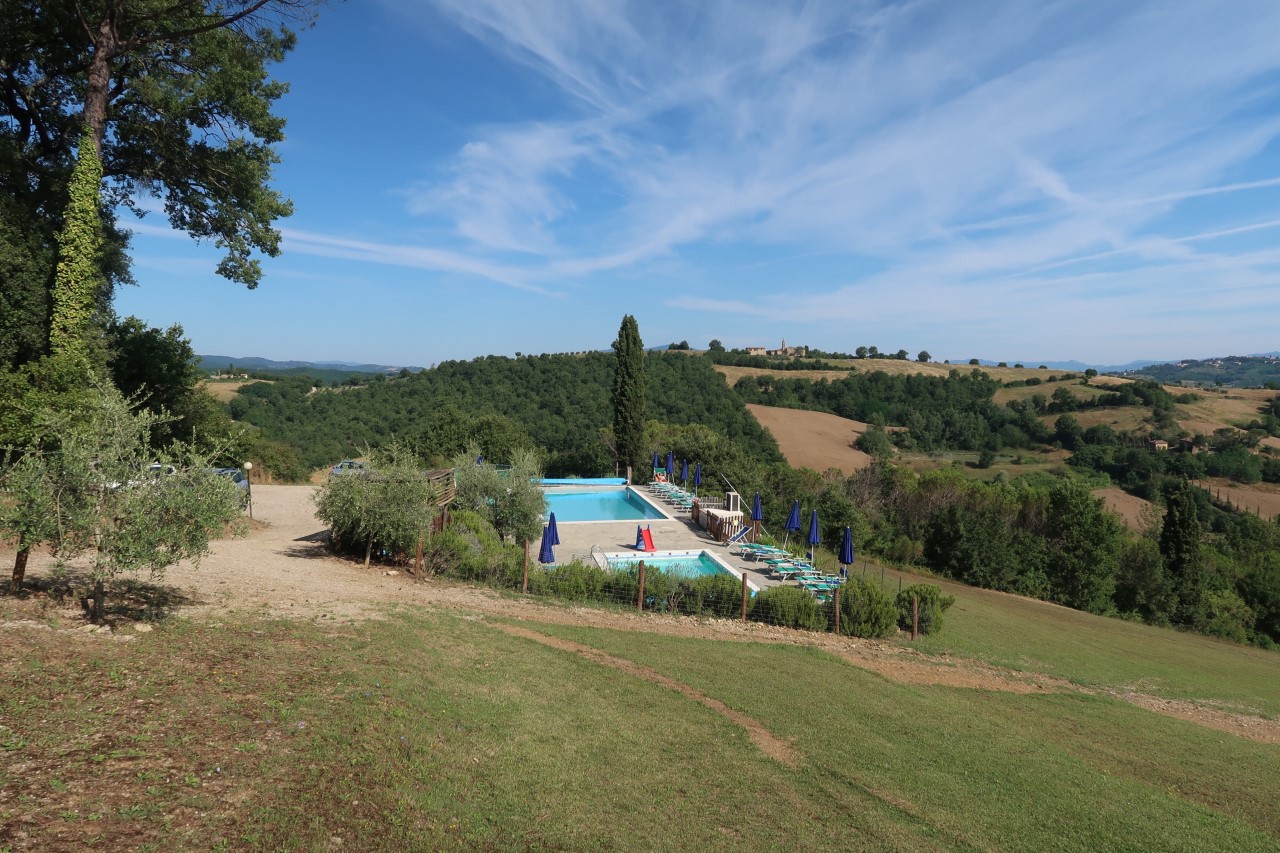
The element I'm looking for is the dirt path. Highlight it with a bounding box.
[495,623,798,765]
[8,485,1278,745]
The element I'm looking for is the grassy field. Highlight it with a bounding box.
[200,379,268,402]
[3,568,1277,851]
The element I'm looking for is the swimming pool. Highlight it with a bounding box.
[607,550,728,578]
[603,549,758,593]
[544,487,667,522]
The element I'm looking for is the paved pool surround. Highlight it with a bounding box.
[540,484,779,591]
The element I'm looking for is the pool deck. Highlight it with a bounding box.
[547,485,783,590]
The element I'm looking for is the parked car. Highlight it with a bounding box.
[329,460,366,478]
[213,467,249,491]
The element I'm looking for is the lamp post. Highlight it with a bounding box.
[243,461,254,520]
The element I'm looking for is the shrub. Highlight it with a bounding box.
[444,509,520,584]
[750,585,825,630]
[833,576,897,638]
[677,574,744,618]
[895,584,956,634]
[528,560,611,602]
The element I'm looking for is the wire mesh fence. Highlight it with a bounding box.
[389,527,951,640]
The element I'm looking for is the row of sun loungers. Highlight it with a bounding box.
[647,481,696,510]
[734,543,847,598]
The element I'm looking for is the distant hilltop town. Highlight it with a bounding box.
[743,341,808,358]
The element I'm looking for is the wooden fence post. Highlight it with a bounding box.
[911,594,919,641]
[637,561,646,612]
[833,587,840,635]
[415,536,423,575]
[522,541,530,594]
[741,572,748,621]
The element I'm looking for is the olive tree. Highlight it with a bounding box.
[314,442,441,566]
[10,383,244,620]
[451,443,546,545]
[0,452,59,593]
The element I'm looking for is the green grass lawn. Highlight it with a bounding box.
[851,559,1280,716]
[4,607,1276,851]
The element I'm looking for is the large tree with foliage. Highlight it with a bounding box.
[611,315,646,479]
[1,0,314,341]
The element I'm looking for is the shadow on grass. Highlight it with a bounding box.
[2,568,201,624]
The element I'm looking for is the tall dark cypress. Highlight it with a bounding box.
[611,315,646,479]
[1159,479,1204,625]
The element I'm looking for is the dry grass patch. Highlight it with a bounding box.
[1195,479,1280,520]
[744,404,874,474]
[1092,487,1156,531]
[200,380,266,402]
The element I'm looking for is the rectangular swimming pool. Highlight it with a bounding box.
[607,551,728,579]
[544,487,667,522]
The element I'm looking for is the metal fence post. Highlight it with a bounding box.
[637,561,646,612]
[740,572,748,621]
[833,587,840,635]
[522,541,530,594]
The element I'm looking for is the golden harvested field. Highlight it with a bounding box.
[1042,406,1152,432]
[201,379,267,401]
[900,448,1070,480]
[835,359,1081,383]
[744,404,874,474]
[992,381,1125,405]
[1092,487,1156,531]
[1196,479,1280,521]
[715,365,851,385]
[1174,390,1274,435]
[715,361,1109,386]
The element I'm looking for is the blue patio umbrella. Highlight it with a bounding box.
[807,509,820,562]
[782,499,801,547]
[538,524,555,564]
[751,492,763,521]
[681,459,688,485]
[652,451,660,472]
[692,463,702,496]
[666,450,675,478]
[548,511,560,546]
[839,526,854,578]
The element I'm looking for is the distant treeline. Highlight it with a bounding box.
[1127,356,1280,388]
[229,351,784,476]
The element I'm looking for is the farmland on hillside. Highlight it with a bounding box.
[744,404,873,474]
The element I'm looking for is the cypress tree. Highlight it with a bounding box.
[611,315,646,479]
[1160,479,1205,625]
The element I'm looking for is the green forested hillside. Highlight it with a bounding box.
[229,351,783,474]
[1126,355,1280,387]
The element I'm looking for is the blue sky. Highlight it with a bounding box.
[116,0,1280,366]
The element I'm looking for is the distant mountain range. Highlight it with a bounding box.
[196,355,422,375]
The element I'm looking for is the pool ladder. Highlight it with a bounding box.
[589,544,609,570]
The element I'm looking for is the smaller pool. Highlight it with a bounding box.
[605,550,755,591]
[544,488,667,522]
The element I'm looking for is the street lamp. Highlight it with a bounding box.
[243,461,254,520]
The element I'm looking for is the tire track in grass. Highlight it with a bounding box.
[492,623,799,767]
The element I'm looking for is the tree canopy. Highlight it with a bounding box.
[1,0,314,302]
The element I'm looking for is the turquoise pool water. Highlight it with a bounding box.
[607,552,728,579]
[544,488,666,522]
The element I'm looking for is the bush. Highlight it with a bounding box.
[895,584,956,634]
[832,576,897,638]
[528,560,611,602]
[676,574,744,618]
[750,585,825,630]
